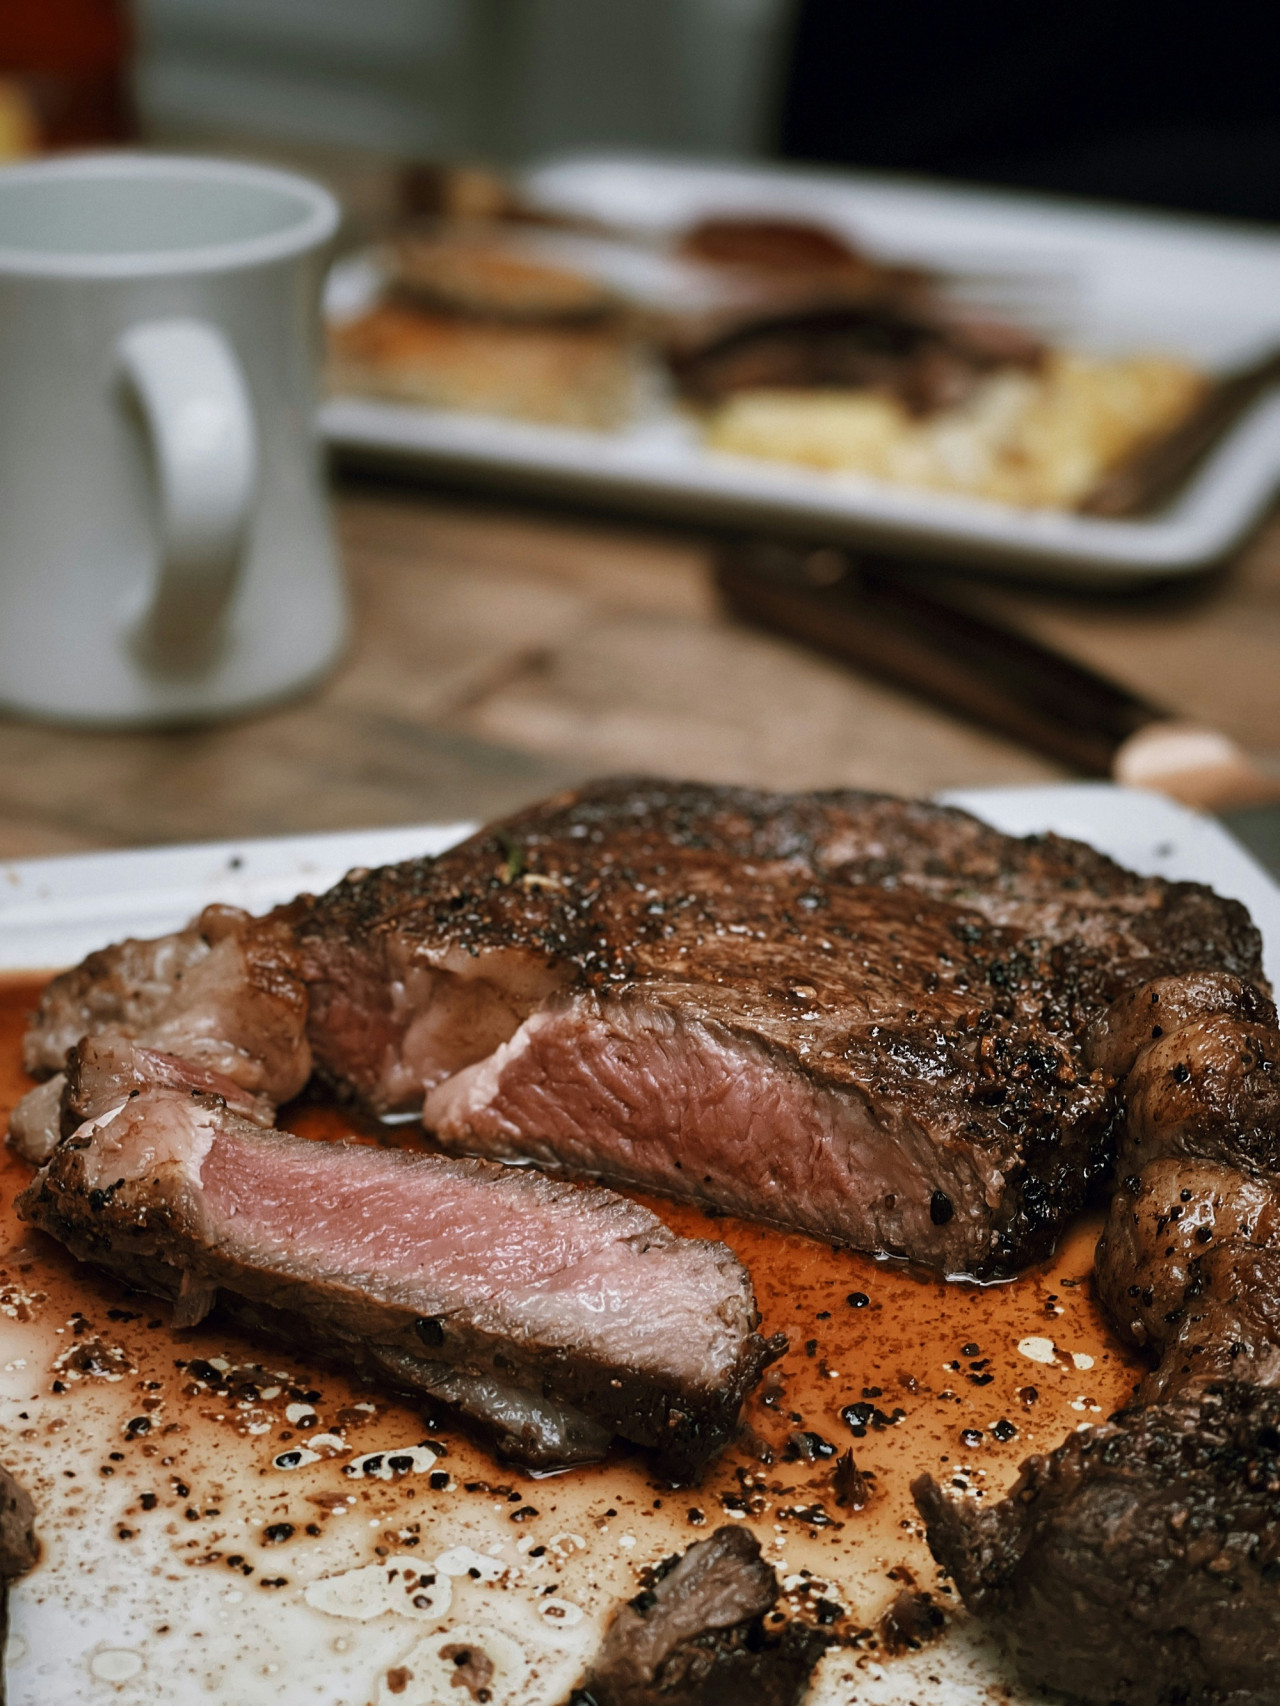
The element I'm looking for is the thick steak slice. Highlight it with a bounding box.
[568,1525,828,1706]
[293,779,1260,1276]
[914,1384,1280,1706]
[17,1091,779,1480]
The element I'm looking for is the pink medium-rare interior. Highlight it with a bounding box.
[425,996,990,1268]
[110,1098,757,1392]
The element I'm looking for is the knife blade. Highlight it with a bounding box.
[715,539,1280,880]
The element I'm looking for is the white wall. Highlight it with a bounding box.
[136,0,793,163]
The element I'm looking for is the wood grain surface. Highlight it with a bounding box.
[2,469,1279,858]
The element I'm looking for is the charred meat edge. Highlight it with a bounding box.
[916,966,1280,1706]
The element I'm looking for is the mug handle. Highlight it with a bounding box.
[118,317,258,670]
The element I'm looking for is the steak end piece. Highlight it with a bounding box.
[914,1383,1280,1706]
[568,1525,828,1706]
[18,1090,779,1480]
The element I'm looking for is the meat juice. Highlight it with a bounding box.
[0,973,1146,1704]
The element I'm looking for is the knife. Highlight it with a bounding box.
[715,539,1280,881]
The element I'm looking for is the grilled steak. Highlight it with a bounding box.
[17,1086,779,1479]
[289,780,1259,1276]
[19,780,1263,1279]
[914,1384,1280,1706]
[0,1467,35,1584]
[568,1525,827,1706]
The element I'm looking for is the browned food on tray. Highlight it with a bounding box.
[328,220,641,429]
[567,1524,828,1706]
[391,232,620,323]
[667,216,1041,416]
[666,295,1043,417]
[915,1384,1280,1706]
[18,1077,780,1479]
[20,779,1263,1281]
[678,216,877,275]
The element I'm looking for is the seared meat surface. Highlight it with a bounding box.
[915,1384,1280,1706]
[18,1082,779,1478]
[19,781,1261,1278]
[10,1032,275,1167]
[568,1525,827,1706]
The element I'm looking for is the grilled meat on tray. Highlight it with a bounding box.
[17,1079,780,1479]
[18,779,1261,1279]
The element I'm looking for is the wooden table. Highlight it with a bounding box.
[3,469,1279,858]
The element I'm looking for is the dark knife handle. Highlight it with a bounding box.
[716,539,1164,775]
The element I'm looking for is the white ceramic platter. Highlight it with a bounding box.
[1,785,1277,1706]
[321,154,1280,583]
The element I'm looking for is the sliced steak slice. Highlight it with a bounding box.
[23,905,310,1104]
[1082,971,1276,1080]
[568,1525,827,1706]
[17,1091,780,1479]
[914,1383,1280,1706]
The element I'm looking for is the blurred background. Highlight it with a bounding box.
[3,0,1280,863]
[6,1,1280,221]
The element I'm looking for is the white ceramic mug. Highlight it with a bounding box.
[0,153,347,724]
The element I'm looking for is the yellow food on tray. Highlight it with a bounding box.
[703,352,1205,509]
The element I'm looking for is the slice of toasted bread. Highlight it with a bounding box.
[328,302,639,430]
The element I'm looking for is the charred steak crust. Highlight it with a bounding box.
[915,1384,1280,1706]
[17,1094,780,1480]
[568,1524,828,1706]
